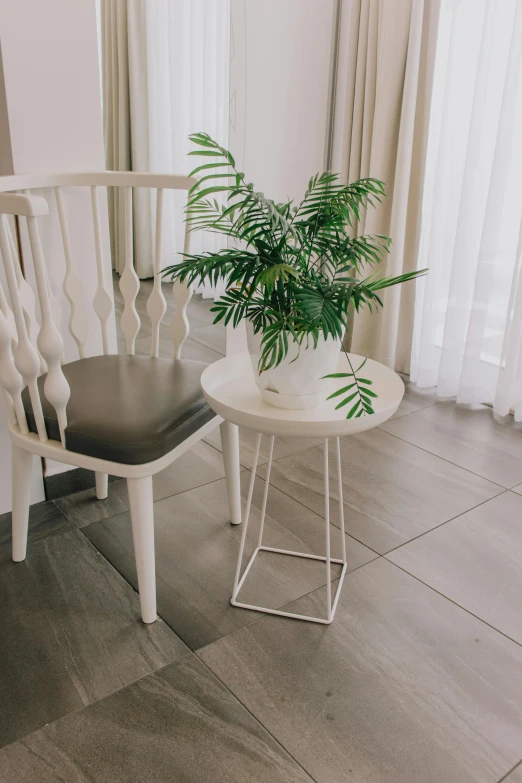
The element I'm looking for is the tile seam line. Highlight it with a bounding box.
[383,558,522,650]
[0,633,193,754]
[218,402,510,490]
[55,469,247,528]
[151,468,249,506]
[199,559,522,657]
[77,480,521,651]
[252,460,504,556]
[195,654,318,783]
[73,485,375,651]
[196,570,521,783]
[227,556,522,661]
[208,440,328,471]
[192,562,379,656]
[70,525,188,654]
[498,760,522,783]
[381,489,510,556]
[375,426,515,490]
[246,465,382,555]
[66,454,507,594]
[148,556,374,651]
[10,653,198,747]
[391,400,443,419]
[185,331,225,356]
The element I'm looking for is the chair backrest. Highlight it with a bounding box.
[0,171,195,448]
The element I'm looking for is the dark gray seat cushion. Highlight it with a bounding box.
[22,355,216,465]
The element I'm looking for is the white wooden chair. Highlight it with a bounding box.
[0,172,241,623]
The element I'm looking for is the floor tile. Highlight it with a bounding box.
[503,763,522,782]
[83,473,376,650]
[43,467,119,500]
[190,323,226,355]
[260,429,501,554]
[0,656,312,783]
[0,528,187,749]
[511,484,522,496]
[392,376,440,419]
[205,425,322,469]
[152,440,226,499]
[200,558,522,783]
[120,333,223,365]
[55,479,130,529]
[381,402,522,487]
[0,500,71,556]
[55,440,226,529]
[387,491,522,644]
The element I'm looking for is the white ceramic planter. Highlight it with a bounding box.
[246,321,341,409]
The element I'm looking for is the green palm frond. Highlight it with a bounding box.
[162,132,429,418]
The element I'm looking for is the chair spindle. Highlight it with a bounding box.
[26,215,70,447]
[146,188,167,358]
[170,218,192,360]
[119,186,141,355]
[0,273,17,347]
[55,187,89,359]
[22,189,63,356]
[0,281,28,432]
[6,219,46,373]
[0,215,48,441]
[91,186,113,354]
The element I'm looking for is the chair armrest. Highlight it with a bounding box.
[0,192,49,217]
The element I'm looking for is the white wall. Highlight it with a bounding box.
[229,0,336,200]
[0,0,112,511]
[0,0,105,173]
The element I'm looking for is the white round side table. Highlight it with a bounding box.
[201,352,404,625]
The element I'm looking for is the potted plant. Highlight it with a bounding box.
[163,132,426,417]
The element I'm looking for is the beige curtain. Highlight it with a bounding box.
[332,0,440,372]
[102,0,154,277]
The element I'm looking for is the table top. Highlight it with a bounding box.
[201,352,404,439]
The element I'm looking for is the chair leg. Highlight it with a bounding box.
[127,475,156,623]
[11,444,33,562]
[220,420,242,525]
[95,471,108,500]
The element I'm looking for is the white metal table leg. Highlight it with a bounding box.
[324,438,332,623]
[232,432,262,601]
[330,436,347,618]
[256,435,274,548]
[230,432,348,624]
[336,437,346,559]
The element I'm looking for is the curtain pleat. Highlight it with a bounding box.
[102,0,131,275]
[332,0,439,372]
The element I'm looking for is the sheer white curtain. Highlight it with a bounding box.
[145,0,230,297]
[411,0,522,419]
[102,0,230,294]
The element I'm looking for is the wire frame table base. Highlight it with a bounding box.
[231,433,348,624]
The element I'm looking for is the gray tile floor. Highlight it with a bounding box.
[1,280,521,782]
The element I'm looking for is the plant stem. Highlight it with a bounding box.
[342,346,369,416]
